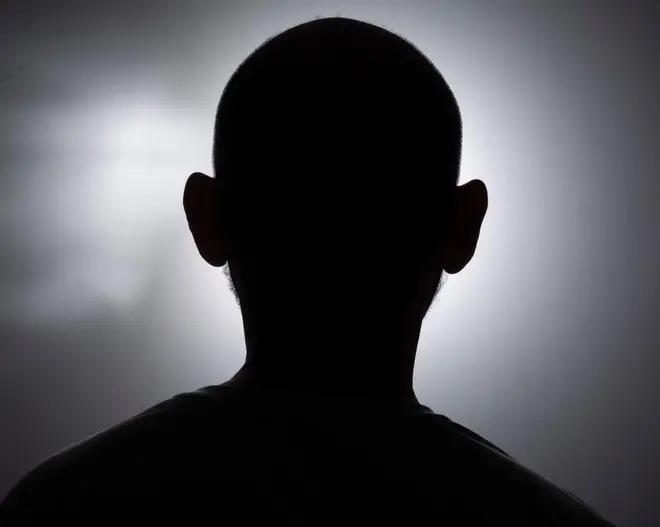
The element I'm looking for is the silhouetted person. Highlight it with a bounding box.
[1,17,615,526]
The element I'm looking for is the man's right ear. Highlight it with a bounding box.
[183,172,228,267]
[442,179,488,275]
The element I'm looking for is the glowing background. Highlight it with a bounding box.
[1,1,658,524]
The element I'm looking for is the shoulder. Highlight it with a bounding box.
[0,444,92,524]
[0,393,208,524]
[414,413,615,525]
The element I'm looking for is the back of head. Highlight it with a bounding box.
[213,17,462,303]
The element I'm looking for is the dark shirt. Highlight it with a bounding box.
[0,385,614,525]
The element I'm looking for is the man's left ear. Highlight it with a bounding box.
[183,172,228,267]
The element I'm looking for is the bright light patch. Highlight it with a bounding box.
[1,77,202,326]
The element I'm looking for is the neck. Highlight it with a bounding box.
[224,298,424,403]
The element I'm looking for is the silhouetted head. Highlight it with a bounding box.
[183,17,487,397]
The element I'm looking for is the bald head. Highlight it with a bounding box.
[208,17,465,307]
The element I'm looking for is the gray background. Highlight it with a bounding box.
[1,2,658,525]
